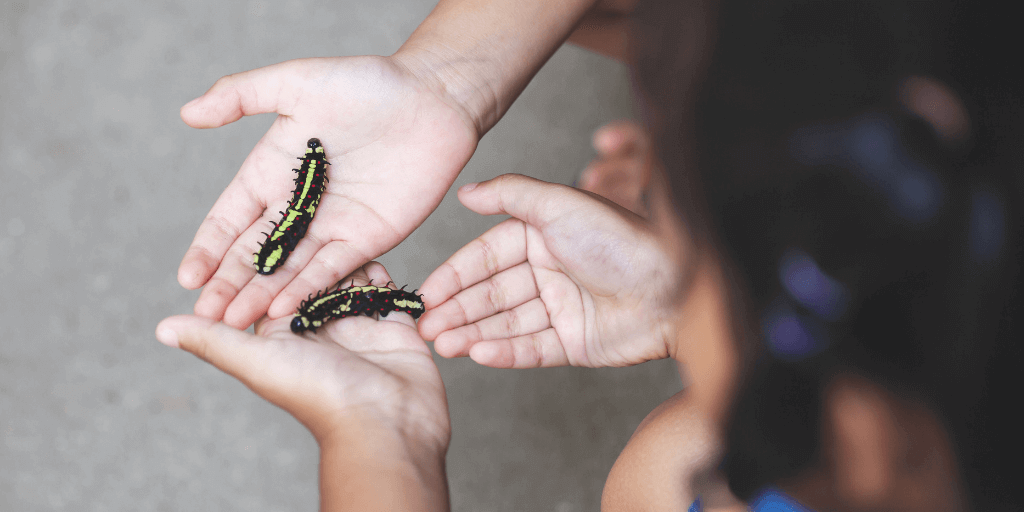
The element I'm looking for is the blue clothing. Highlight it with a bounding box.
[687,497,701,512]
[688,488,814,512]
[749,488,815,512]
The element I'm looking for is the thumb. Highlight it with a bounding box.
[156,315,273,385]
[457,174,594,229]
[181,60,302,128]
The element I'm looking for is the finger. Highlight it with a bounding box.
[466,328,570,368]
[306,264,424,351]
[258,263,377,340]
[361,262,420,329]
[265,239,372,319]
[253,314,274,333]
[156,315,275,381]
[223,233,357,328]
[418,261,537,341]
[592,120,646,156]
[158,314,328,428]
[577,156,647,215]
[433,298,550,358]
[418,218,528,310]
[192,199,298,323]
[181,60,302,129]
[361,261,393,288]
[379,310,419,329]
[457,174,594,230]
[178,178,266,290]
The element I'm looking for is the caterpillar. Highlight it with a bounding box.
[290,282,426,333]
[254,138,330,275]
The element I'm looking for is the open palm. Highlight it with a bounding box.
[178,56,478,329]
[418,174,689,368]
[159,264,449,448]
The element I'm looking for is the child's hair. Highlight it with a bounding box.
[633,0,1024,508]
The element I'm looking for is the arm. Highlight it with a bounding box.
[319,416,449,512]
[178,0,609,331]
[159,264,451,511]
[417,172,689,368]
[394,0,602,136]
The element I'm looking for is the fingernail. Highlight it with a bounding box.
[460,182,478,193]
[156,326,180,349]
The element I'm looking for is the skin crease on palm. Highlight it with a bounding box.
[570,91,973,510]
[558,119,970,512]
[407,108,745,508]
[414,170,691,369]
[177,56,477,330]
[158,261,452,510]
[168,262,449,445]
[166,0,975,506]
[176,0,612,332]
[570,121,747,511]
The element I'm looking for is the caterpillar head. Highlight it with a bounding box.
[290,315,308,333]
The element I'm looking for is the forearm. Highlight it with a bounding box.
[318,419,450,512]
[393,0,599,136]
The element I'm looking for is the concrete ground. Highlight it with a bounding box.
[0,1,683,510]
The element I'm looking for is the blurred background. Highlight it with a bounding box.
[0,0,684,510]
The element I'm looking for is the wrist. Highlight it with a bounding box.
[317,403,450,462]
[390,46,496,138]
[318,411,450,511]
[391,0,601,137]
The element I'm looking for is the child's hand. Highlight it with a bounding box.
[157,262,449,456]
[177,56,478,330]
[576,120,656,217]
[417,173,691,369]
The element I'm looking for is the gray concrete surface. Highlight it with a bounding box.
[0,1,683,510]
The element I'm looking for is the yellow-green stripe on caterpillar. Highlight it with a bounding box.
[254,138,329,275]
[291,282,426,333]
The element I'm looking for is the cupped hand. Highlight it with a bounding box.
[178,55,478,329]
[417,173,691,369]
[157,262,449,451]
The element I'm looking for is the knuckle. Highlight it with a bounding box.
[504,307,521,337]
[475,237,500,277]
[444,261,465,292]
[529,335,545,368]
[190,335,211,363]
[205,214,240,242]
[485,278,506,310]
[209,276,242,298]
[213,74,234,90]
[187,243,218,268]
[452,295,471,325]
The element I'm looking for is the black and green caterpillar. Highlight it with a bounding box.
[254,138,329,275]
[291,282,426,333]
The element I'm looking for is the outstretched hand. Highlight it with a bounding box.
[157,262,449,452]
[417,172,690,369]
[178,56,478,329]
